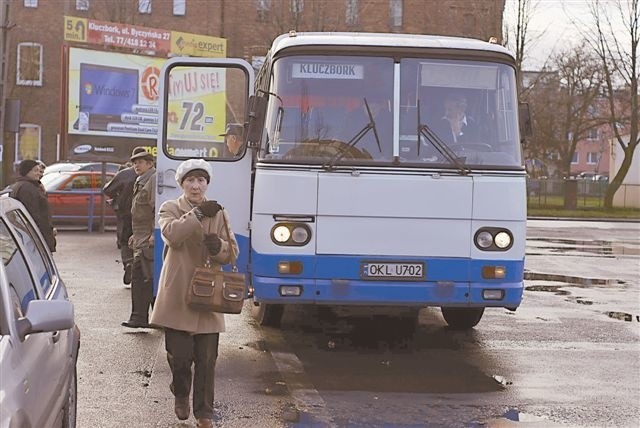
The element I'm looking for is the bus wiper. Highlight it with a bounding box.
[324,98,382,169]
[416,100,469,175]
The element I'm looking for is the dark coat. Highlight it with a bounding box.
[431,116,479,145]
[103,167,136,216]
[11,177,56,252]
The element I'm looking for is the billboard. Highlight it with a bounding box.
[68,47,164,139]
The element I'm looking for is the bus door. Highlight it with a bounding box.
[155,59,255,283]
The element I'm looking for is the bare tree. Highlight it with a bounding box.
[583,0,639,208]
[526,45,607,178]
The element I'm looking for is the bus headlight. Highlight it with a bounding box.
[291,226,309,244]
[272,225,291,243]
[494,231,512,249]
[271,223,312,246]
[474,228,514,251]
[476,231,493,248]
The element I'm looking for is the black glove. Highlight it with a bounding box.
[203,233,222,256]
[199,201,222,217]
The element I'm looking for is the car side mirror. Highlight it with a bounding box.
[16,300,74,342]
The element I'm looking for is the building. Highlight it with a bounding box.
[0,0,505,186]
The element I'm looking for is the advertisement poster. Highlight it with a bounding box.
[68,47,164,139]
[166,67,227,145]
[15,125,41,164]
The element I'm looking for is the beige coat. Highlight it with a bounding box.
[150,195,239,333]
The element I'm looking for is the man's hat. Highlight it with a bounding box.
[130,146,154,162]
[219,123,244,137]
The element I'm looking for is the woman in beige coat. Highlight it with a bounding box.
[150,159,239,428]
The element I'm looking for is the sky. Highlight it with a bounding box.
[503,0,628,70]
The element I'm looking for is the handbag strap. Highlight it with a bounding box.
[220,208,239,272]
[201,205,237,272]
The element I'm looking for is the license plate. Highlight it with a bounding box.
[361,261,425,281]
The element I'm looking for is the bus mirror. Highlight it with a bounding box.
[247,94,268,147]
[519,102,533,138]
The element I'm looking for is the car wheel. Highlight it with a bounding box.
[441,307,484,330]
[251,300,284,327]
[61,364,78,428]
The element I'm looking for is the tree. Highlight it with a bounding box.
[583,0,639,208]
[524,46,608,178]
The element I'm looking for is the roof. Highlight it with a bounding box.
[270,31,514,59]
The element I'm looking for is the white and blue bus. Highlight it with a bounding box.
[155,32,528,330]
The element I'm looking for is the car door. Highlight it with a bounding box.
[155,58,254,286]
[0,215,65,427]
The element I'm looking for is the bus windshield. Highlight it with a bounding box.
[259,55,522,169]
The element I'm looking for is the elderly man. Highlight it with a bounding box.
[122,147,156,329]
[219,123,245,158]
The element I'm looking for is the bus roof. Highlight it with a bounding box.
[270,31,515,59]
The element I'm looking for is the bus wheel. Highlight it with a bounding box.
[440,307,484,329]
[251,301,284,327]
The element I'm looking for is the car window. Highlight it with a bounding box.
[94,174,113,188]
[0,220,40,317]
[65,175,92,190]
[4,209,55,296]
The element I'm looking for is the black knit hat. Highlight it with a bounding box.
[19,159,39,177]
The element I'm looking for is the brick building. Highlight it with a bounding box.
[1,0,505,185]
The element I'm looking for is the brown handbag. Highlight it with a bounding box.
[187,208,245,314]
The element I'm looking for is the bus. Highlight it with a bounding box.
[155,31,528,330]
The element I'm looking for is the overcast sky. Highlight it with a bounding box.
[503,0,628,70]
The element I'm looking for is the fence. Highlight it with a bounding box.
[527,178,640,209]
[48,190,116,231]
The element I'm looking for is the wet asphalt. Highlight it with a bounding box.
[53,219,640,427]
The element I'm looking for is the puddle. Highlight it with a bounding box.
[524,271,622,287]
[501,408,550,422]
[527,237,640,256]
[607,311,640,322]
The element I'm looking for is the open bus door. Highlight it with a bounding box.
[154,58,255,286]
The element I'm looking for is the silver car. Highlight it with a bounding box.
[0,193,80,427]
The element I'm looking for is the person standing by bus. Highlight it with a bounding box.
[10,159,56,252]
[103,160,137,285]
[150,159,239,427]
[121,147,156,329]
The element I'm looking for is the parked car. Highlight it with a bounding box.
[41,170,117,228]
[43,161,121,176]
[0,192,80,428]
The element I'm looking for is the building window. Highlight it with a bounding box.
[290,0,304,15]
[24,0,37,7]
[571,152,579,164]
[16,43,43,86]
[346,0,358,25]
[138,0,152,14]
[389,0,403,28]
[76,0,89,11]
[586,128,598,140]
[257,0,271,22]
[173,0,185,15]
[587,152,599,165]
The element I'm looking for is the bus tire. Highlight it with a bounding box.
[251,301,284,327]
[440,307,484,330]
